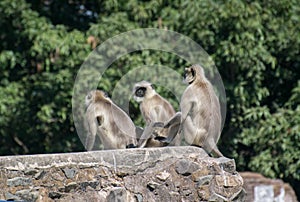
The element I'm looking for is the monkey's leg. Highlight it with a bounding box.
[126,143,137,148]
[126,135,138,148]
[183,116,198,145]
[152,122,164,128]
[84,115,98,151]
[135,126,144,141]
[147,122,164,138]
[184,116,214,153]
[160,123,181,146]
[152,112,182,144]
[127,133,138,148]
[165,112,182,145]
[164,112,182,128]
[159,120,182,145]
[85,133,96,151]
[211,147,223,157]
[138,123,156,148]
[206,139,223,157]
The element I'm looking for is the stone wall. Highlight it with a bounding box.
[241,172,298,202]
[0,146,245,201]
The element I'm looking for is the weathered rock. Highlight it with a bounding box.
[107,187,127,201]
[215,174,243,187]
[65,182,78,192]
[241,172,298,202]
[15,189,39,201]
[217,157,236,173]
[135,193,143,202]
[7,177,32,187]
[175,159,199,175]
[5,192,21,201]
[34,170,45,180]
[24,169,38,175]
[147,180,161,191]
[48,191,63,199]
[156,170,170,181]
[63,168,77,179]
[79,181,99,191]
[0,146,245,201]
[195,175,214,186]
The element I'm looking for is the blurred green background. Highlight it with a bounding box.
[0,0,299,198]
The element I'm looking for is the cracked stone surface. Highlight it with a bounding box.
[0,146,245,201]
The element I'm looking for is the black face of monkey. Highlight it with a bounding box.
[135,87,146,97]
[184,67,196,84]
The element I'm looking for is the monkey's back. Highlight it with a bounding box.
[181,82,221,140]
[90,101,137,149]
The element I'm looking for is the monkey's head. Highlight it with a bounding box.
[183,64,205,84]
[85,90,110,107]
[133,81,156,103]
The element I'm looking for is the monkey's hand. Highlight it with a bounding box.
[153,136,169,146]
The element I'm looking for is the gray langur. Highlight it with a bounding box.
[84,90,137,150]
[180,65,223,157]
[133,81,181,147]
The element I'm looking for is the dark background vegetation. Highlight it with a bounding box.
[0,0,299,198]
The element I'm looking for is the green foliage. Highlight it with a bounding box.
[0,0,299,197]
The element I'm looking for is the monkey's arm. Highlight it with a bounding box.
[151,112,181,133]
[183,116,203,145]
[180,101,194,123]
[111,104,137,146]
[164,112,181,128]
[135,126,144,140]
[180,98,207,146]
[84,111,98,151]
[112,105,135,134]
[148,106,161,122]
[137,122,157,148]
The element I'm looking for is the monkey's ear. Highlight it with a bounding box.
[150,84,155,89]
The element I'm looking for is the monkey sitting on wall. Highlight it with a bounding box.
[133,81,181,147]
[84,90,137,150]
[180,64,223,157]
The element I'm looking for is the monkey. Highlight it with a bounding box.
[132,81,181,147]
[180,64,223,157]
[84,90,137,150]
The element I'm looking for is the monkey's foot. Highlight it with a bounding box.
[153,136,169,146]
[126,144,137,148]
